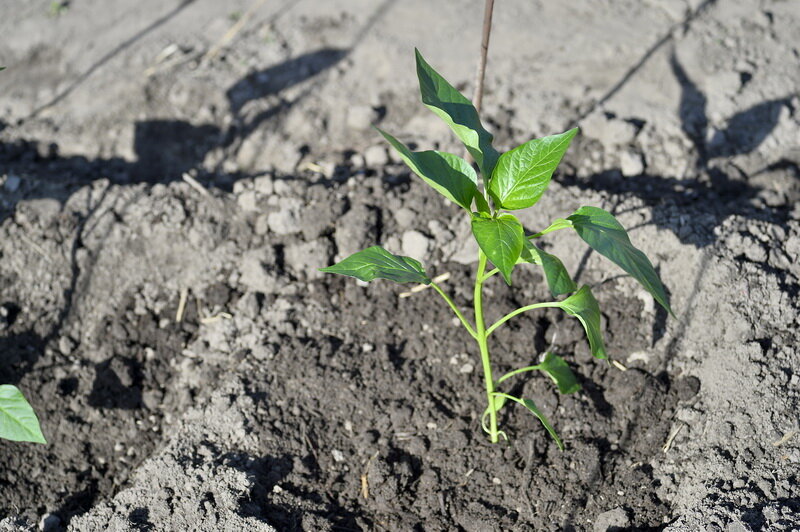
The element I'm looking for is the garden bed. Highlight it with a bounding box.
[1,0,799,529]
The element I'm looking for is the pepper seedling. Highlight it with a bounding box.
[321,49,672,448]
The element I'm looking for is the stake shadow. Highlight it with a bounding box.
[565,53,798,251]
[222,450,362,531]
[0,46,348,403]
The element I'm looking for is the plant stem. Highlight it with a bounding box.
[486,302,562,337]
[431,282,477,339]
[474,250,498,443]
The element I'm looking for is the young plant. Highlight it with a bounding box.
[321,50,672,447]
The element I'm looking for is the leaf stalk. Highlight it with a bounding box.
[486,302,562,336]
[430,282,477,339]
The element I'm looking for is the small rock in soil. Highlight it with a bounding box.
[620,149,645,176]
[334,204,377,259]
[394,207,416,229]
[593,506,631,531]
[267,198,303,234]
[253,175,274,195]
[239,248,279,293]
[401,230,431,260]
[347,105,376,131]
[364,145,389,167]
[236,190,258,212]
[284,238,332,280]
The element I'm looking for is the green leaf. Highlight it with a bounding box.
[415,49,500,178]
[520,398,564,451]
[376,128,479,211]
[494,393,564,450]
[473,192,491,215]
[471,213,524,285]
[567,206,673,315]
[0,385,46,444]
[538,353,581,394]
[320,246,430,284]
[555,285,607,359]
[489,128,578,210]
[518,240,577,297]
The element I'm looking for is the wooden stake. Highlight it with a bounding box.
[473,0,496,113]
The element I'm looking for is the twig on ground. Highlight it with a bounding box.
[662,423,685,453]
[200,312,233,324]
[399,273,450,298]
[360,451,378,499]
[182,172,210,197]
[175,288,189,322]
[19,234,53,263]
[203,0,269,62]
[772,430,797,447]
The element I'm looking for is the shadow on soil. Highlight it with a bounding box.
[0,47,347,524]
[560,52,798,402]
[224,451,362,531]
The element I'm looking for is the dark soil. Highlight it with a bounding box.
[1,148,697,529]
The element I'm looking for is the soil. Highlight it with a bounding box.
[1,0,799,530]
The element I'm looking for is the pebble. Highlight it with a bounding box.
[284,239,331,280]
[364,145,389,167]
[253,175,274,194]
[331,449,345,462]
[394,207,417,229]
[401,230,431,259]
[347,105,375,131]
[593,507,630,532]
[349,153,365,169]
[58,336,75,355]
[254,213,270,235]
[232,179,250,195]
[267,203,302,235]
[581,114,637,149]
[239,249,278,293]
[620,149,644,176]
[237,190,258,212]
